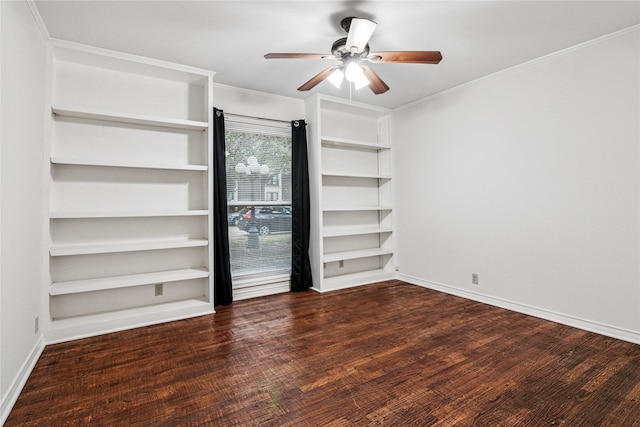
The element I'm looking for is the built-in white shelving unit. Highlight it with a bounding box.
[45,40,215,341]
[306,94,395,292]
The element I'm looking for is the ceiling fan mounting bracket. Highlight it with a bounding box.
[340,17,355,33]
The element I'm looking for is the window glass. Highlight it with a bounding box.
[225,123,292,280]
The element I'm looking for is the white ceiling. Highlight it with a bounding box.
[34,1,640,109]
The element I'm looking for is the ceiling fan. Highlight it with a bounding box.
[264,17,442,95]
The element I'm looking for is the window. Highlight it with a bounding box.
[225,118,292,283]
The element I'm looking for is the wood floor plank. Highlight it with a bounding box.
[6,281,640,426]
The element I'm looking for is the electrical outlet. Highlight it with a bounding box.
[395,265,400,272]
[35,316,39,334]
[472,273,479,285]
[155,283,163,296]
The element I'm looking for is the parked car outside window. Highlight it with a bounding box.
[237,206,292,235]
[228,207,251,225]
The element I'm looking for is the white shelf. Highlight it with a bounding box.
[50,239,208,256]
[322,171,392,179]
[50,210,209,219]
[323,248,394,263]
[323,227,393,238]
[51,157,208,171]
[50,268,209,296]
[323,206,392,212]
[321,136,390,151]
[52,105,209,131]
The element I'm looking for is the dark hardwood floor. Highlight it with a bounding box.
[7,281,640,426]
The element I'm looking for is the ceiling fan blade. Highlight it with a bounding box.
[297,67,336,91]
[346,18,377,53]
[361,65,390,95]
[264,53,334,60]
[368,51,443,64]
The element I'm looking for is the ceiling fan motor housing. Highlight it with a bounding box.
[331,37,370,59]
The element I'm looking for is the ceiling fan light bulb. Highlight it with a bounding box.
[354,73,370,90]
[327,68,344,88]
[345,62,365,82]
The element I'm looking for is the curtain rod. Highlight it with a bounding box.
[223,112,291,126]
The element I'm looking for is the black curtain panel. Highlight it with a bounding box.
[290,120,313,292]
[213,108,233,306]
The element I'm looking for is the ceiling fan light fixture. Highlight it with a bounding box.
[345,62,369,89]
[344,62,364,82]
[327,67,345,88]
[264,16,442,95]
[353,73,370,90]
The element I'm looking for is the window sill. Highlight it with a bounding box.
[232,272,290,290]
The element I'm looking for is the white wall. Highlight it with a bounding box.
[213,83,304,121]
[1,0,47,422]
[393,28,640,342]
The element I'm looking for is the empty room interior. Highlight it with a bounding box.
[2,0,640,425]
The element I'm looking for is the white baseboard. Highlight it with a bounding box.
[0,337,45,425]
[398,273,640,345]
